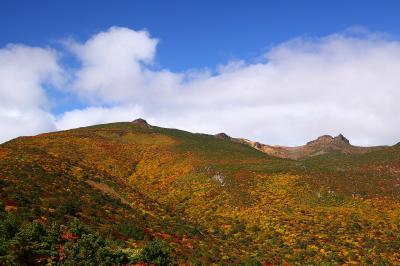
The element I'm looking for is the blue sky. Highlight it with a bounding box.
[2,0,400,71]
[1,1,400,145]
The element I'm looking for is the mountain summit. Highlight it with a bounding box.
[214,132,232,140]
[131,118,151,128]
[306,134,350,146]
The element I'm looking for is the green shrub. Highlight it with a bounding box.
[0,213,20,241]
[68,219,89,236]
[56,196,82,218]
[139,239,172,266]
[0,217,129,265]
[242,258,262,266]
[5,222,55,265]
[63,232,128,266]
[62,219,128,265]
[0,213,22,263]
[114,222,145,240]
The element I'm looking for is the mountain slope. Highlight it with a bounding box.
[1,121,400,265]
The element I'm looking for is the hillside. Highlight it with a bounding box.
[1,120,400,265]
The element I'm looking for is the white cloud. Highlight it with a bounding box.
[56,105,143,130]
[163,32,400,145]
[0,44,62,109]
[0,107,56,143]
[0,44,61,143]
[67,26,181,105]
[1,27,400,146]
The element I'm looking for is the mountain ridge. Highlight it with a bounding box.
[4,118,395,160]
[230,133,390,159]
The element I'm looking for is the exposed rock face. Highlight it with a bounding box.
[214,133,231,140]
[252,142,263,149]
[307,134,350,146]
[212,174,225,185]
[131,118,151,128]
[307,135,335,146]
[334,134,350,145]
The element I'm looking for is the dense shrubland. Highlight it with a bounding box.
[1,122,400,264]
[0,209,172,265]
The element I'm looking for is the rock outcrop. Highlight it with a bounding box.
[214,133,231,140]
[307,134,350,146]
[131,118,151,128]
[334,134,350,145]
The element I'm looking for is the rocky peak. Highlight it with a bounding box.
[131,118,150,127]
[307,134,350,146]
[306,135,334,146]
[333,134,350,145]
[214,133,231,140]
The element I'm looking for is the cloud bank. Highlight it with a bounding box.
[0,45,61,142]
[1,27,400,146]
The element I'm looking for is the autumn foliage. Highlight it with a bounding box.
[1,122,400,264]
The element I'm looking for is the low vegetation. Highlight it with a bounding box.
[1,122,399,264]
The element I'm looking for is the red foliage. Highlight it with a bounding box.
[60,232,79,241]
[58,245,66,261]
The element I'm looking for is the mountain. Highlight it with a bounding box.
[1,120,400,265]
[236,134,386,159]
